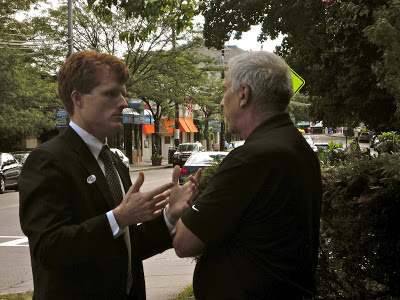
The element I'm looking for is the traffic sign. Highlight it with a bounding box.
[290,68,305,97]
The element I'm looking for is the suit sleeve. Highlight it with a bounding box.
[19,148,122,268]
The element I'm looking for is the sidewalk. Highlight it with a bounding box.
[129,159,172,172]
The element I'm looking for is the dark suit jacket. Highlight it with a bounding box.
[19,126,172,300]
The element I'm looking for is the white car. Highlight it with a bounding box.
[303,135,318,152]
[110,148,130,170]
[227,140,245,152]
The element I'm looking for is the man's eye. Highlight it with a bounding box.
[106,91,117,97]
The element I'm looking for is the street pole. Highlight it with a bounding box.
[67,0,73,57]
[172,24,180,149]
[219,47,226,151]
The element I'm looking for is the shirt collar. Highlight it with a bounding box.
[69,121,104,159]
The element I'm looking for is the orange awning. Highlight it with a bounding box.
[142,124,154,134]
[185,118,199,132]
[142,118,198,134]
[179,118,191,132]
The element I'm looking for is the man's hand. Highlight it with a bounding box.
[165,165,202,225]
[113,172,173,228]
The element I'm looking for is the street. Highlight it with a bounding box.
[0,168,195,298]
[0,133,370,297]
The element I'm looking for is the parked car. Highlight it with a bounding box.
[303,135,318,152]
[0,152,22,193]
[358,132,371,143]
[227,140,245,152]
[11,151,31,165]
[314,143,330,151]
[179,151,228,184]
[172,142,204,167]
[110,148,130,170]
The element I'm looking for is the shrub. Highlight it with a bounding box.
[317,153,400,298]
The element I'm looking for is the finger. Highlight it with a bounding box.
[154,199,168,210]
[189,175,199,188]
[152,208,164,218]
[147,181,174,199]
[172,165,181,185]
[195,168,202,184]
[152,190,171,204]
[130,172,145,193]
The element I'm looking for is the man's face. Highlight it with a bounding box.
[221,76,241,134]
[75,70,128,142]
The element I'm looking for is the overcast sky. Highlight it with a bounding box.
[227,25,284,52]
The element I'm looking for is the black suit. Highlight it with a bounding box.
[19,126,172,300]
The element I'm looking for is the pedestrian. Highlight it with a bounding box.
[19,51,199,300]
[173,51,322,299]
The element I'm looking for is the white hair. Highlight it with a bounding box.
[226,51,294,113]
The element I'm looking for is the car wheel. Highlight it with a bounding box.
[0,177,5,194]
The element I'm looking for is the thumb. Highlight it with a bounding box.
[131,171,144,193]
[172,165,181,185]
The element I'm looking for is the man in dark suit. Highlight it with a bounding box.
[19,51,199,300]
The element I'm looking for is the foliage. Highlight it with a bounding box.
[192,74,223,150]
[318,153,400,298]
[0,45,59,151]
[199,0,400,132]
[87,0,197,39]
[0,290,34,300]
[375,131,400,154]
[150,153,163,160]
[174,285,194,300]
[288,93,311,124]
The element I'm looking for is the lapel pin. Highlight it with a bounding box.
[87,175,96,184]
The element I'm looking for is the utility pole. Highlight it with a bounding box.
[219,47,226,151]
[67,0,73,57]
[172,24,180,149]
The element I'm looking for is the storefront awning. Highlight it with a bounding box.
[142,118,198,134]
[185,118,199,133]
[179,118,191,132]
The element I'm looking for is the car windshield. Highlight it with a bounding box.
[177,144,198,151]
[187,153,227,165]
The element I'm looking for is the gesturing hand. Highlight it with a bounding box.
[113,172,174,228]
[165,166,202,225]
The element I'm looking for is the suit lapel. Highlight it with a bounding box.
[62,126,117,209]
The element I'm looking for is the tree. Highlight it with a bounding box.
[0,0,60,151]
[199,0,400,133]
[130,39,210,157]
[288,93,312,125]
[87,0,197,40]
[193,77,223,150]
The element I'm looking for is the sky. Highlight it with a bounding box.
[227,25,284,52]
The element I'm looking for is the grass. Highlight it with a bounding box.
[0,286,193,300]
[0,291,33,300]
[173,285,194,300]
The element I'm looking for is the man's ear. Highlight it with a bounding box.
[239,84,251,108]
[71,90,83,108]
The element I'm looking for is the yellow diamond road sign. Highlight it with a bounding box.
[290,68,305,97]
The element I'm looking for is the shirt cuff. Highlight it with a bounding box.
[107,210,125,238]
[163,208,176,236]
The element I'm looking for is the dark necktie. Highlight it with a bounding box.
[99,145,123,207]
[99,145,133,292]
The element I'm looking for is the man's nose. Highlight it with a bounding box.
[220,97,224,108]
[120,95,129,109]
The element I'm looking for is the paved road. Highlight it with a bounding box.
[0,167,195,299]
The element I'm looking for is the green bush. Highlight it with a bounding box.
[376,132,400,154]
[317,153,400,298]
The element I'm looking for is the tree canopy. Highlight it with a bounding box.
[199,0,400,132]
